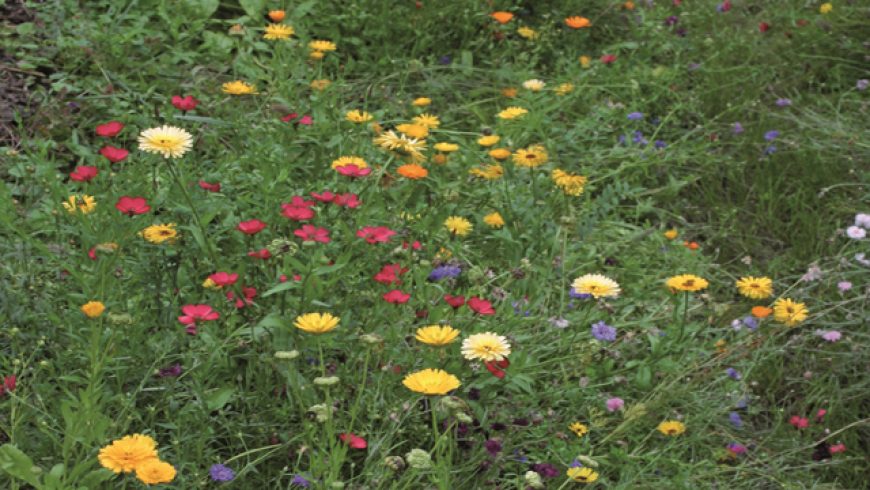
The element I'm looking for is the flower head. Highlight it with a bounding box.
[591,321,616,341]
[209,463,235,482]
[397,163,428,179]
[497,106,528,120]
[565,16,591,29]
[412,97,431,106]
[551,169,587,196]
[96,121,124,137]
[666,274,709,292]
[115,196,151,216]
[415,325,460,346]
[308,40,336,52]
[522,79,545,91]
[478,135,500,147]
[491,11,514,24]
[567,467,599,483]
[484,212,505,228]
[657,420,686,436]
[846,226,866,239]
[820,3,832,14]
[736,276,773,299]
[512,145,548,167]
[264,23,294,40]
[444,216,473,236]
[98,434,158,473]
[135,459,176,485]
[62,194,96,214]
[294,312,340,334]
[222,80,257,95]
[572,274,620,299]
[569,422,588,437]
[773,298,808,327]
[140,224,178,244]
[70,165,98,182]
[462,332,511,362]
[517,26,538,39]
[81,301,106,318]
[606,397,625,412]
[403,369,461,395]
[345,110,372,123]
[413,113,440,129]
[138,125,193,159]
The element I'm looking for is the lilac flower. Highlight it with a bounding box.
[775,98,792,107]
[727,442,747,454]
[816,330,842,342]
[729,412,743,428]
[617,134,627,145]
[531,463,559,479]
[291,474,311,487]
[846,225,866,239]
[568,459,583,468]
[726,368,742,380]
[209,464,235,482]
[591,321,617,341]
[428,265,461,281]
[764,130,779,141]
[742,316,759,331]
[512,450,529,463]
[439,55,452,65]
[675,28,687,37]
[735,397,749,409]
[627,112,644,120]
[606,397,624,412]
[855,213,870,229]
[632,130,648,145]
[837,281,852,292]
[158,363,183,377]
[801,264,823,282]
[654,140,667,149]
[732,122,744,134]
[484,439,502,456]
[569,288,591,299]
[764,145,777,155]
[731,319,743,331]
[857,79,869,91]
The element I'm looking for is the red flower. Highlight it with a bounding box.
[115,196,151,215]
[88,247,98,260]
[758,22,770,33]
[336,164,372,178]
[247,248,272,259]
[333,193,361,208]
[600,54,617,65]
[199,180,221,192]
[294,225,331,243]
[310,191,335,202]
[374,264,407,285]
[227,287,257,309]
[298,115,313,125]
[208,272,239,287]
[99,145,129,163]
[237,219,267,235]
[95,121,124,137]
[356,226,396,244]
[0,375,16,396]
[403,240,422,250]
[719,0,731,12]
[789,416,809,429]
[467,297,496,315]
[484,359,510,379]
[171,95,199,112]
[816,409,827,420]
[829,443,846,454]
[339,433,367,449]
[444,294,465,309]
[281,204,315,221]
[281,112,299,122]
[178,304,220,334]
[70,165,98,182]
[383,289,411,304]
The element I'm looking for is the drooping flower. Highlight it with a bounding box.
[735,276,773,299]
[115,196,151,216]
[657,420,686,436]
[773,298,808,327]
[665,274,709,292]
[403,369,461,395]
[512,145,548,168]
[263,23,294,40]
[135,459,176,485]
[222,80,257,95]
[138,125,193,159]
[98,434,158,473]
[565,16,591,29]
[294,312,340,334]
[96,121,124,137]
[444,216,473,236]
[310,79,331,91]
[209,463,235,482]
[81,301,106,318]
[461,332,510,362]
[469,163,504,180]
[572,274,621,298]
[140,224,178,244]
[415,325,460,346]
[237,219,267,235]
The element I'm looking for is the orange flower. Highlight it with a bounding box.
[397,164,428,179]
[683,241,699,250]
[624,1,636,10]
[501,87,518,98]
[565,16,591,29]
[751,306,773,318]
[491,11,514,24]
[268,10,286,22]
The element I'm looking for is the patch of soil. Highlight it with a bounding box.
[0,0,41,148]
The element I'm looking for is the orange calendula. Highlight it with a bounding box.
[491,11,514,24]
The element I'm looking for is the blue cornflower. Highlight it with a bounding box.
[591,321,617,341]
[627,112,644,120]
[742,316,758,331]
[428,265,461,281]
[618,134,627,145]
[654,140,667,149]
[764,130,779,141]
[209,464,235,482]
[765,145,777,155]
[568,459,583,468]
[726,368,742,380]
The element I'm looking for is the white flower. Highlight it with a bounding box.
[855,213,870,229]
[846,225,866,239]
[522,79,545,91]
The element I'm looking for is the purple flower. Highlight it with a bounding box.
[627,112,644,120]
[665,15,679,26]
[158,363,183,377]
[549,317,570,329]
[568,459,583,468]
[765,145,777,155]
[857,79,869,91]
[439,55,452,65]
[764,130,779,141]
[816,330,842,342]
[727,442,747,454]
[632,130,647,145]
[484,439,502,456]
[531,463,559,478]
[654,140,667,149]
[618,134,627,145]
[209,464,235,482]
[569,288,591,300]
[428,265,461,281]
[729,412,743,428]
[291,474,311,487]
[591,321,616,341]
[606,397,624,412]
[742,316,759,331]
[855,213,870,229]
[775,98,792,107]
[512,450,529,463]
[846,226,866,239]
[726,368,742,380]
[837,281,852,292]
[732,122,744,134]
[801,264,823,282]
[735,397,749,409]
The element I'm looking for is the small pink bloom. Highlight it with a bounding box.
[467,297,495,315]
[829,443,846,454]
[99,145,129,163]
[339,433,367,449]
[96,121,124,137]
[70,165,98,182]
[383,289,411,304]
[199,180,221,192]
[403,240,422,250]
[336,164,372,177]
[310,191,335,202]
[248,248,272,259]
[237,219,267,235]
[115,196,151,215]
[356,226,396,244]
[298,115,313,125]
[816,409,827,421]
[294,225,331,243]
[208,272,239,287]
[444,294,465,309]
[789,415,809,429]
[227,287,257,309]
[600,54,617,64]
[333,193,361,208]
[281,112,299,122]
[178,304,220,334]
[171,95,199,112]
[606,397,625,412]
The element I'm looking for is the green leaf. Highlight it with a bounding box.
[205,387,235,411]
[262,281,298,297]
[239,0,266,18]
[181,0,219,18]
[634,365,652,389]
[0,444,43,487]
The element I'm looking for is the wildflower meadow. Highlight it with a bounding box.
[1,0,868,488]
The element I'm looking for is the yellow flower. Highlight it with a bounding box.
[81,301,106,318]
[373,131,426,161]
[657,420,686,436]
[735,276,773,299]
[294,312,340,334]
[555,83,574,96]
[579,55,591,68]
[98,434,158,473]
[310,79,331,91]
[309,40,336,52]
[572,274,621,298]
[415,325,460,346]
[488,148,511,160]
[309,50,325,60]
[396,123,429,139]
[202,278,217,289]
[517,26,538,39]
[403,369,461,395]
[522,79,545,91]
[484,212,505,228]
[263,23,294,40]
[512,145,548,168]
[140,224,178,244]
[773,298,808,327]
[478,135,500,147]
[497,106,528,120]
[469,164,504,180]
[664,228,678,240]
[412,97,431,107]
[138,125,193,159]
[501,87,518,98]
[569,422,588,437]
[665,274,709,293]
[819,2,832,14]
[461,332,510,362]
[331,156,368,169]
[433,142,459,153]
[135,459,176,485]
[444,216,473,236]
[567,467,599,483]
[551,169,587,196]
[222,80,257,95]
[345,110,373,123]
[62,195,96,214]
[412,113,440,129]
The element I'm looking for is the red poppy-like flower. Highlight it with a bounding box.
[227,287,257,309]
[758,22,770,33]
[178,304,220,334]
[789,416,809,429]
[281,205,315,221]
[96,121,124,137]
[403,240,422,250]
[294,225,331,243]
[0,375,16,396]
[171,95,199,112]
[374,264,407,285]
[467,297,496,315]
[829,443,846,454]
[356,226,396,244]
[248,248,271,259]
[336,164,372,177]
[115,196,151,215]
[298,115,313,125]
[208,272,239,287]
[88,247,98,260]
[199,180,221,192]
[816,409,827,421]
[237,219,267,235]
[444,294,465,309]
[719,0,731,12]
[281,112,299,123]
[310,191,335,202]
[99,145,129,163]
[600,54,617,64]
[333,193,361,208]
[339,433,367,449]
[70,165,98,182]
[484,359,510,379]
[383,289,411,304]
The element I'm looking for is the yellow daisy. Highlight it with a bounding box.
[522,79,545,91]
[413,113,440,129]
[572,273,621,298]
[555,83,574,96]
[345,110,373,123]
[551,169,587,196]
[331,156,368,169]
[263,23,294,40]
[294,312,340,334]
[461,332,510,362]
[444,216,473,236]
[373,130,426,161]
[567,467,599,483]
[569,422,588,437]
[469,163,504,180]
[477,135,500,147]
[135,459,176,485]
[81,301,105,318]
[735,276,773,299]
[415,325,460,346]
[665,274,709,293]
[98,434,158,473]
[403,369,461,395]
[140,224,178,244]
[62,195,96,214]
[138,125,193,159]
[657,420,686,436]
[497,106,528,120]
[773,298,808,327]
[396,123,429,139]
[308,40,336,52]
[517,26,538,40]
[412,97,431,107]
[433,142,459,153]
[310,79,331,91]
[488,148,511,160]
[483,212,505,228]
[222,80,257,95]
[512,145,548,168]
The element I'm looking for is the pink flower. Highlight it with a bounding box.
[237,219,267,235]
[788,415,809,429]
[0,375,16,396]
[333,193,361,208]
[208,272,238,287]
[298,115,313,125]
[816,409,827,421]
[829,443,846,454]
[444,294,465,309]
[383,289,411,304]
[374,264,407,285]
[115,196,151,215]
[281,204,315,221]
[178,304,220,335]
[336,164,372,178]
[247,248,272,259]
[294,225,331,243]
[816,330,842,342]
[356,226,396,244]
[227,287,257,309]
[96,121,124,137]
[600,54,617,64]
[605,397,624,412]
[199,180,221,192]
[403,240,422,250]
[467,297,495,315]
[70,165,98,182]
[281,112,299,122]
[310,191,335,202]
[171,95,199,112]
[99,145,129,163]
[339,433,367,449]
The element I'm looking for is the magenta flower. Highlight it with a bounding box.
[178,304,220,334]
[606,397,624,412]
